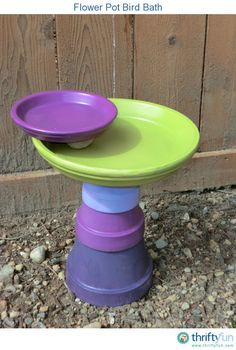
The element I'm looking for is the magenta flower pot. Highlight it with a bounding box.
[76,203,144,252]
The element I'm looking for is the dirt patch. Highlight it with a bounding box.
[0,189,236,328]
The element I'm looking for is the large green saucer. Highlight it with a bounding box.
[32,98,200,187]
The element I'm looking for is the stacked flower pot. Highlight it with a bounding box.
[67,183,153,306]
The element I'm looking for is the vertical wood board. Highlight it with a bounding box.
[134,15,206,125]
[0,15,58,173]
[56,15,133,98]
[200,15,236,151]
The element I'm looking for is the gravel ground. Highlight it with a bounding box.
[0,189,236,328]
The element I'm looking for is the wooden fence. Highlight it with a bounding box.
[1,15,236,215]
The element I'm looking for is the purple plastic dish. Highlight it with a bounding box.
[10,90,117,144]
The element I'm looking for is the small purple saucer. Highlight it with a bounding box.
[11,90,117,146]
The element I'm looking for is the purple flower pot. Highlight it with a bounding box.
[76,203,144,252]
[66,239,153,307]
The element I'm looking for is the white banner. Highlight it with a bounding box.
[1,329,236,350]
[0,0,236,14]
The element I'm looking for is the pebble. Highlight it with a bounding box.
[3,317,15,327]
[214,271,224,277]
[182,213,190,222]
[4,285,16,293]
[52,264,60,272]
[58,271,65,280]
[148,249,158,260]
[109,316,115,325]
[203,207,209,215]
[0,240,5,246]
[20,251,29,259]
[15,264,23,272]
[24,317,33,326]
[199,275,208,284]
[227,298,235,305]
[37,312,46,319]
[155,239,168,250]
[230,218,236,224]
[181,302,190,311]
[139,202,146,210]
[158,258,167,271]
[131,302,138,308]
[66,239,73,245]
[182,248,193,258]
[192,308,202,321]
[212,212,221,221]
[184,267,191,273]
[9,310,20,318]
[31,321,46,328]
[196,231,203,236]
[206,222,213,231]
[223,239,231,246]
[1,311,7,320]
[151,211,160,220]
[39,305,49,313]
[207,197,218,205]
[226,310,234,316]
[165,294,177,303]
[49,256,64,265]
[83,321,102,328]
[0,264,14,283]
[226,264,235,273]
[208,295,215,303]
[30,246,46,264]
[0,300,7,313]
[192,308,201,316]
[209,240,220,253]
[187,222,193,230]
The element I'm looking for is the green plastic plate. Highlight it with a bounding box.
[32,98,200,187]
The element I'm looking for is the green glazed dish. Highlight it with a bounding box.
[32,98,200,187]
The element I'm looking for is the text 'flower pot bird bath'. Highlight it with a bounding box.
[11,90,199,307]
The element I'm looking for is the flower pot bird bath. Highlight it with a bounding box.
[11,90,199,306]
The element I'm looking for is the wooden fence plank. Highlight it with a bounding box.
[0,15,58,174]
[0,169,81,216]
[56,15,133,98]
[2,149,236,215]
[113,15,133,98]
[56,15,113,96]
[200,15,236,151]
[134,15,206,125]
